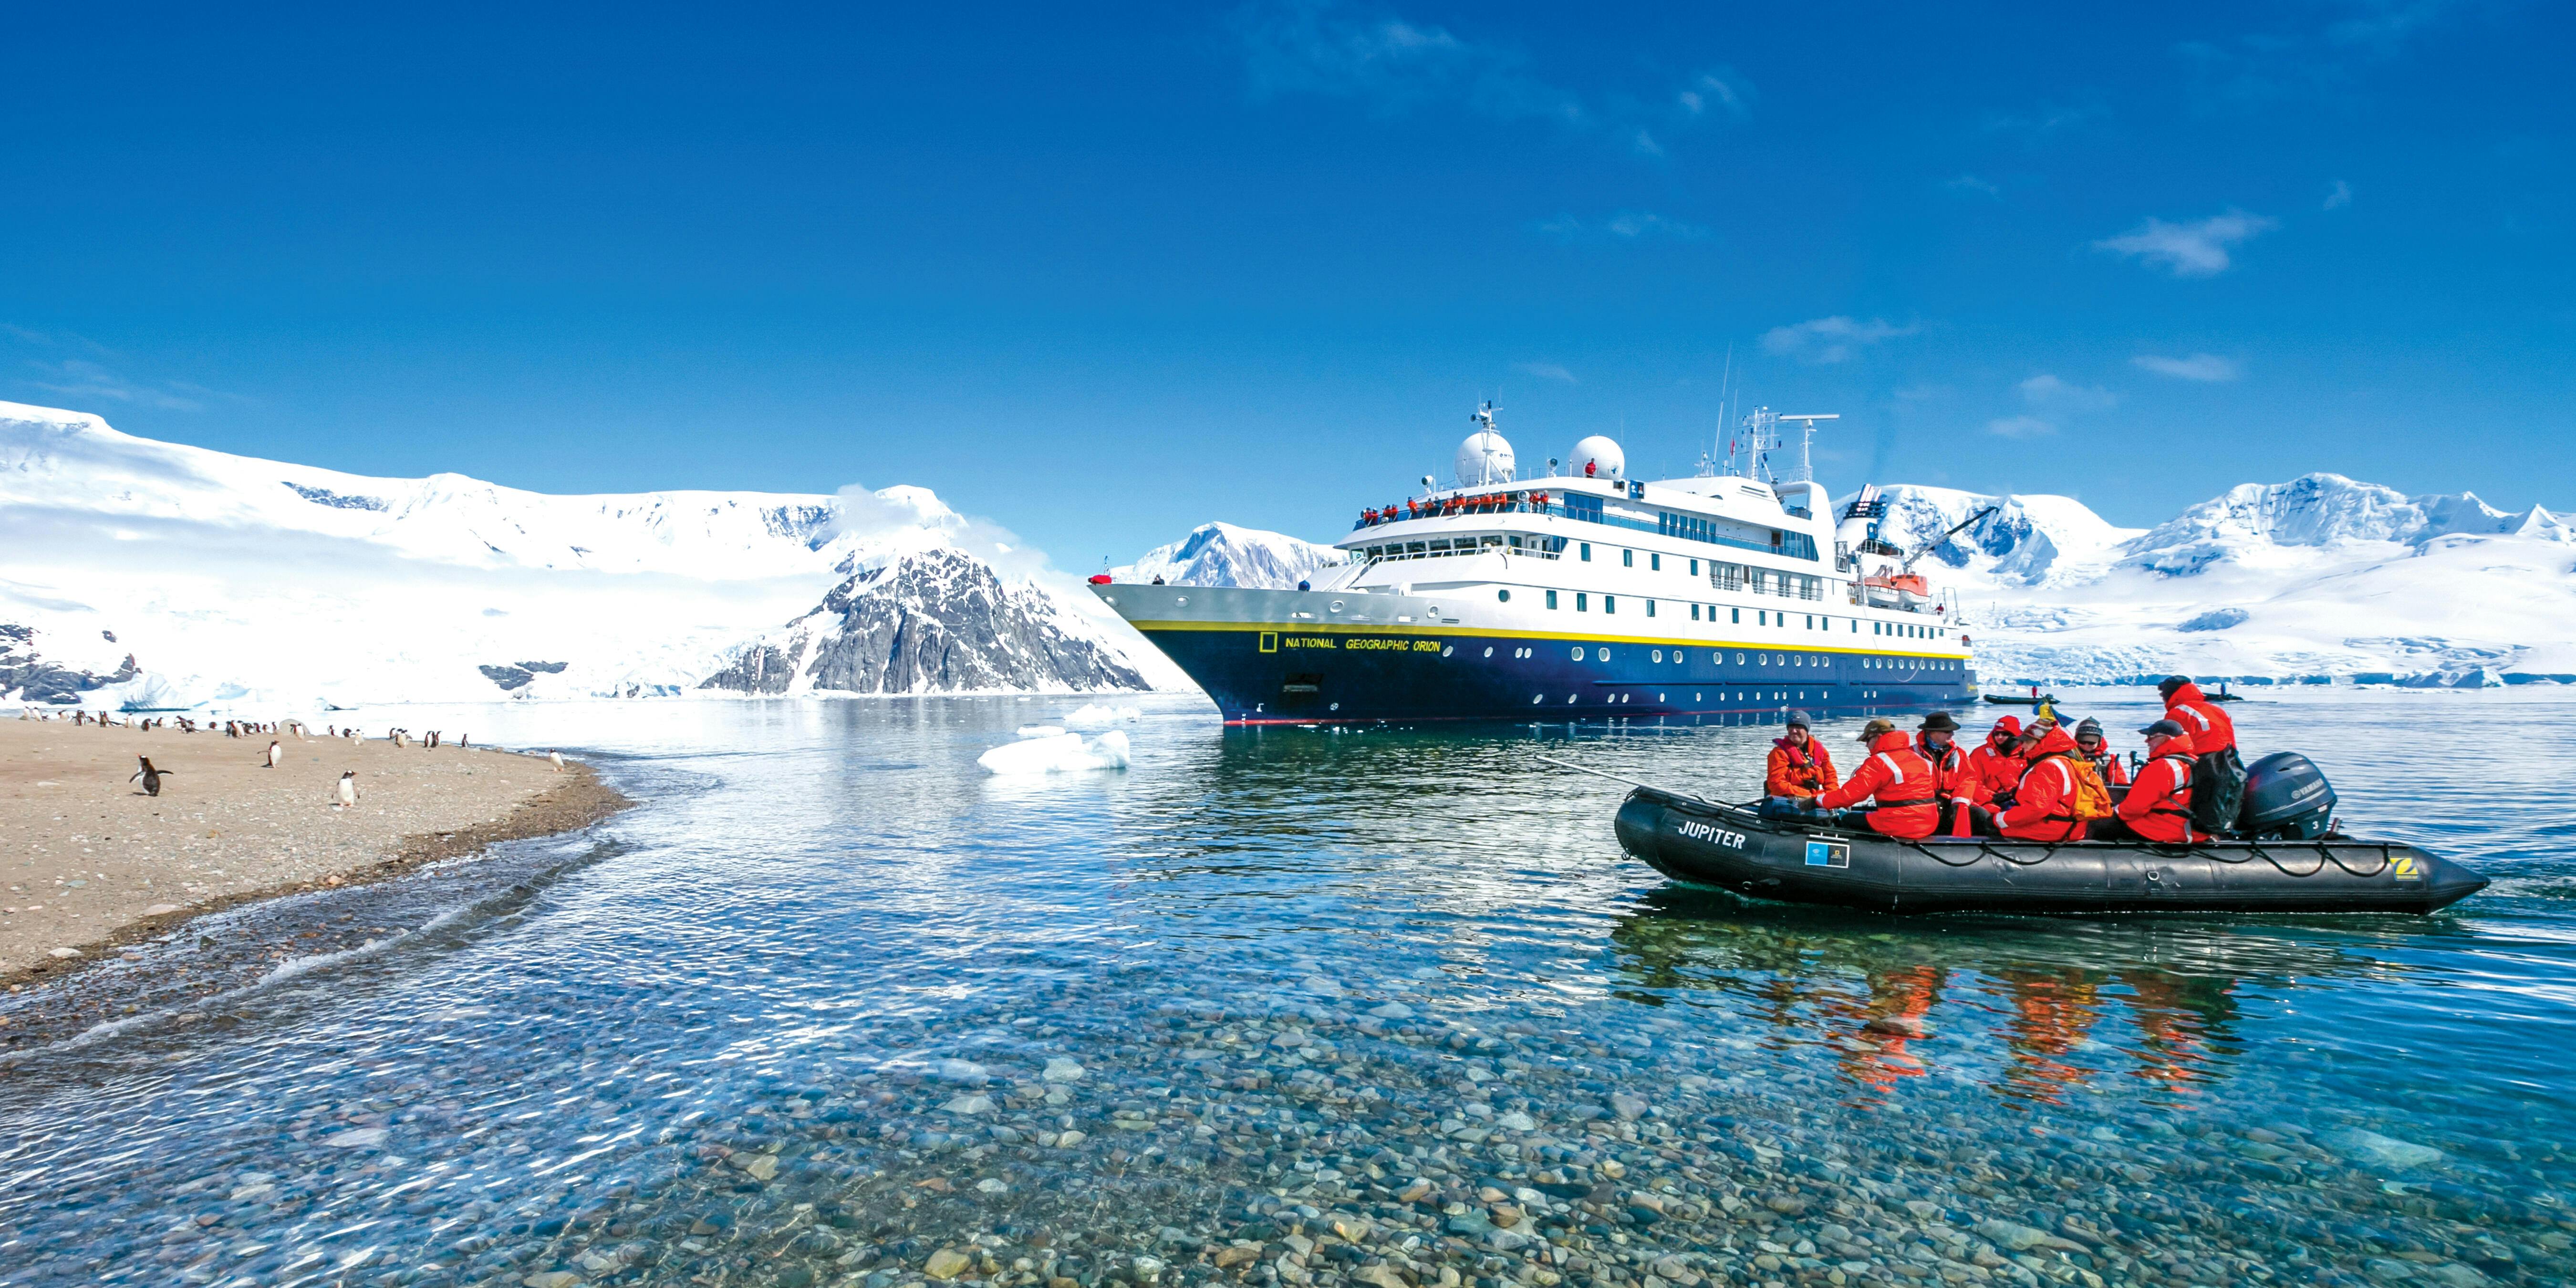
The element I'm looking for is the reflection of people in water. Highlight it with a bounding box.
[2119,969,2240,1089]
[1833,965,1944,1089]
[1993,969,2108,1104]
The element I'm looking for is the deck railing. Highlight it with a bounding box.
[1350,496,1818,561]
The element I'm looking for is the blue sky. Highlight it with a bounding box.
[5,1,2569,567]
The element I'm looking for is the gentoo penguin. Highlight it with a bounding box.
[129,756,174,797]
[392,730,407,748]
[548,750,566,772]
[335,770,360,809]
[263,739,283,769]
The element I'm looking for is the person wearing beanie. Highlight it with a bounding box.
[1813,717,1940,838]
[1969,714,2027,808]
[2071,717,2131,786]
[1764,709,1840,800]
[2157,675,2237,755]
[1990,721,2092,842]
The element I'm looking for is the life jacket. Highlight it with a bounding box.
[1766,737,1838,797]
[2060,757,2114,821]
[1997,728,2090,841]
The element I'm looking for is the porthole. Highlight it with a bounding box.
[1596,647,1610,662]
[1483,646,1493,658]
[1175,595,1188,606]
[1652,649,1663,663]
[1533,694,1544,705]
[1792,655,1801,667]
[1330,702,1340,711]
[1734,653,1745,664]
[1329,600,1344,613]
[1442,645,1454,657]
[1497,589,1511,602]
[1570,646,1585,661]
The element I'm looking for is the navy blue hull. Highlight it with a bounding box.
[1141,626,1974,724]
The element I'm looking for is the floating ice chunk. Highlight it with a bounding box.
[1062,703,1143,730]
[978,729,1130,775]
[1014,724,1067,738]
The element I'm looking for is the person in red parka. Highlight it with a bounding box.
[1765,710,1839,799]
[2158,676,2236,755]
[1816,720,1941,839]
[1992,724,2089,842]
[1967,716,2025,805]
[1913,711,1980,835]
[2071,717,2130,786]
[2088,719,2203,843]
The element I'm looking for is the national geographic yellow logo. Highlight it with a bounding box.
[1269,635,1440,653]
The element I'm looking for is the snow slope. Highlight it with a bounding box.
[0,401,1166,710]
[1114,522,1351,590]
[1852,475,2576,688]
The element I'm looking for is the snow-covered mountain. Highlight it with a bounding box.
[1848,474,2576,688]
[0,401,1163,709]
[1114,521,1350,589]
[699,547,1144,695]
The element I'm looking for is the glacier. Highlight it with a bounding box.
[0,401,1164,709]
[1114,521,1350,590]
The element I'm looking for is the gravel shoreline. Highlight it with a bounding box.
[0,716,629,997]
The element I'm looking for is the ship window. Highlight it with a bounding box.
[1580,542,1592,562]
[1576,592,1589,611]
[1546,590,1558,609]
[1690,559,1700,575]
[1508,534,1524,549]
[1571,646,1584,661]
[1650,552,1662,571]
[1690,604,1700,620]
[1758,610,1767,625]
[1407,542,1427,557]
[1622,549,1634,568]
[1734,653,1745,664]
[1652,649,1663,663]
[1497,589,1512,602]
[1646,600,1656,617]
[1793,655,1801,667]
[1806,615,1814,629]
[1483,535,1504,548]
[1597,647,1610,662]
[1604,595,1617,614]
[1731,608,1740,623]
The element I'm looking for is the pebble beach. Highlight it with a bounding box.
[0,714,625,989]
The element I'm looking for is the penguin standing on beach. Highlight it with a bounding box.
[335,770,360,809]
[129,756,174,797]
[548,750,566,772]
[263,739,282,769]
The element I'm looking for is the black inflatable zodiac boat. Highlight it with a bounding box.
[1610,786,2488,916]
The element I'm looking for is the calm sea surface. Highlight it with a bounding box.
[3,691,2571,1288]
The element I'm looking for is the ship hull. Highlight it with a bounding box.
[1099,584,1974,725]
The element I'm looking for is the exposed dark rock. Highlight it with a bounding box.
[281,481,390,511]
[700,548,1146,695]
[0,624,139,704]
[478,660,569,691]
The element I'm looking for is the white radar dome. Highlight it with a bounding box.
[1569,435,1625,480]
[1455,430,1516,485]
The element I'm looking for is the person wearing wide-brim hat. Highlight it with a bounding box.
[1764,708,1839,801]
[1913,710,1983,836]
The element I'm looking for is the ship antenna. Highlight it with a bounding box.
[1716,342,1734,471]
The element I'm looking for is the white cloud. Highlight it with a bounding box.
[2016,373,2118,410]
[21,357,205,412]
[2094,209,2278,277]
[1759,316,1918,364]
[1538,211,1708,242]
[2324,178,2352,210]
[1237,4,1750,150]
[1677,68,1753,119]
[1986,415,2057,440]
[1515,362,1577,384]
[2132,353,2241,382]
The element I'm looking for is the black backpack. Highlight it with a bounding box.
[2189,747,2247,835]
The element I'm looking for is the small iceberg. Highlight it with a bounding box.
[1062,703,1143,730]
[978,728,1130,775]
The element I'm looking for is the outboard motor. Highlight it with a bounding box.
[2240,752,2337,840]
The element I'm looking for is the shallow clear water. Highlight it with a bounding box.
[3,691,2572,1288]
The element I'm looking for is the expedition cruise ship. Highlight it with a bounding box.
[1092,405,1979,724]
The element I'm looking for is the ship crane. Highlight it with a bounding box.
[1860,505,1996,612]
